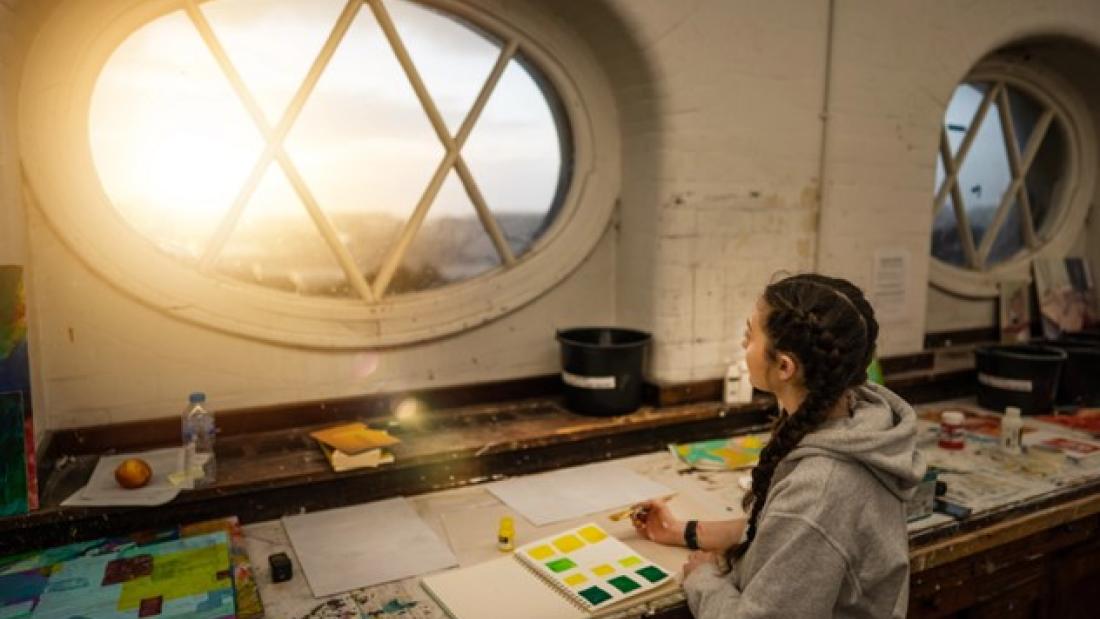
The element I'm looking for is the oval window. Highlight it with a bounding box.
[89,0,570,300]
[932,80,1067,270]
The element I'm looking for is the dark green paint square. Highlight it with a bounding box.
[608,575,641,594]
[578,585,613,606]
[636,565,668,583]
[545,557,577,573]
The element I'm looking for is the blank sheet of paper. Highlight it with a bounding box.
[62,447,183,507]
[486,462,671,526]
[282,496,458,598]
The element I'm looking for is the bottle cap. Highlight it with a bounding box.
[941,411,964,425]
[499,515,514,530]
[189,392,206,404]
[1005,406,1021,418]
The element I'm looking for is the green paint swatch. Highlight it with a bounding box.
[636,565,668,583]
[608,575,641,594]
[546,557,577,573]
[578,585,613,606]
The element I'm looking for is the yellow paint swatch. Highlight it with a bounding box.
[577,525,608,543]
[591,564,615,577]
[118,543,229,610]
[618,556,643,568]
[564,573,588,587]
[527,545,555,561]
[552,534,585,554]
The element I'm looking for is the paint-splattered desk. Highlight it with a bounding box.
[239,401,1100,619]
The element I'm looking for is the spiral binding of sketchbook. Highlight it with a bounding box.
[512,523,671,612]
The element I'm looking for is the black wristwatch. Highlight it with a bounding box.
[684,520,700,550]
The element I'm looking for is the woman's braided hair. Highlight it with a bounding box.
[727,274,879,566]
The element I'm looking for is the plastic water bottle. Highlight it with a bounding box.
[182,392,216,487]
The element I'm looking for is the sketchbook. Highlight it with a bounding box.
[421,523,676,619]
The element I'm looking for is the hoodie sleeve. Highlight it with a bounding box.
[683,510,850,619]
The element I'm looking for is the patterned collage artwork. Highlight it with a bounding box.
[0,265,37,516]
[516,524,669,611]
[0,517,263,619]
[669,433,768,470]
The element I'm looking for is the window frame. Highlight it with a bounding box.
[929,57,1096,298]
[20,0,619,347]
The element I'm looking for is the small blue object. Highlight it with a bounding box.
[189,392,206,404]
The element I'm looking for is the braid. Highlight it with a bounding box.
[726,274,879,566]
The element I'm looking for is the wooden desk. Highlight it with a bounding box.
[239,419,1100,619]
[5,394,1098,618]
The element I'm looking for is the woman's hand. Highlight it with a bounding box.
[631,499,686,546]
[683,550,719,578]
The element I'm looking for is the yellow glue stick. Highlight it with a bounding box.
[498,515,515,552]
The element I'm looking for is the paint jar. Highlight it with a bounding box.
[938,411,966,450]
[497,516,515,552]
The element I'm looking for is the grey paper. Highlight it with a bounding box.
[62,447,183,507]
[486,461,671,526]
[282,496,458,598]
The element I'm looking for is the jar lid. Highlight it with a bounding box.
[941,411,965,424]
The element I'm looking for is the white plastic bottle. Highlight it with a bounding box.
[182,392,217,487]
[723,359,740,405]
[735,359,753,403]
[724,359,754,405]
[1000,406,1023,456]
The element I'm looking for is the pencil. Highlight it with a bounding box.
[608,493,678,522]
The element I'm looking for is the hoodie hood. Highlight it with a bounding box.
[788,382,927,500]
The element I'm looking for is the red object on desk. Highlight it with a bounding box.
[938,411,966,450]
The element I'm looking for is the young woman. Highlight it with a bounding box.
[634,273,926,618]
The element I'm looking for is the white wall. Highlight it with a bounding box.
[3,0,1100,431]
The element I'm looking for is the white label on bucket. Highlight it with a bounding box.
[978,373,1033,393]
[562,371,616,390]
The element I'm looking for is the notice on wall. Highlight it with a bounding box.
[872,248,911,322]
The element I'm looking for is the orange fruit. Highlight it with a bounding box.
[114,457,152,489]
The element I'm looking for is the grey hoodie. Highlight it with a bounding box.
[684,383,927,619]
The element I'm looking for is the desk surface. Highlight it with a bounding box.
[239,400,1100,618]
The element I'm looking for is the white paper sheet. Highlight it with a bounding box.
[486,461,672,526]
[62,447,183,507]
[282,496,458,598]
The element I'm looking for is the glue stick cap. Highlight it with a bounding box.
[500,515,514,530]
[1005,406,1021,418]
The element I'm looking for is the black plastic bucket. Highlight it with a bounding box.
[557,327,651,416]
[974,345,1067,414]
[1041,338,1100,407]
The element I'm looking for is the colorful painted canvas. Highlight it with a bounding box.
[514,523,670,612]
[669,433,768,470]
[0,516,263,618]
[0,265,37,516]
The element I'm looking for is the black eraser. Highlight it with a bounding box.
[269,552,293,583]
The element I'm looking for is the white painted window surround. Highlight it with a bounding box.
[19,0,620,348]
[930,58,1096,298]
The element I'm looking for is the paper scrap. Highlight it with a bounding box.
[486,462,671,526]
[62,447,183,507]
[282,497,457,598]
